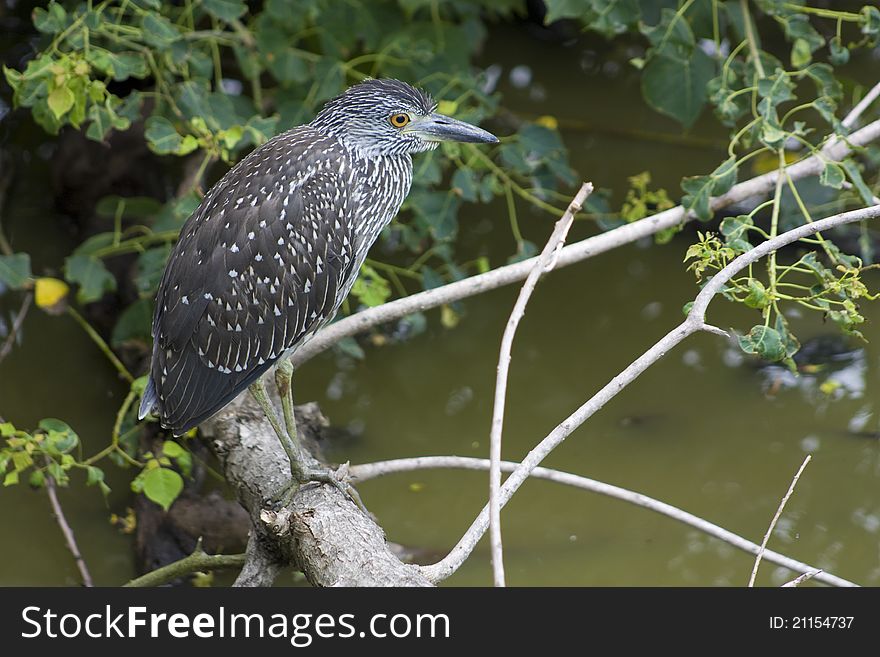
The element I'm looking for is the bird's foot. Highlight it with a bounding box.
[266,462,367,514]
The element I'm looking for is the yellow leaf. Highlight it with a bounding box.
[535,115,558,130]
[34,277,69,310]
[437,100,458,115]
[441,304,460,329]
[752,150,798,175]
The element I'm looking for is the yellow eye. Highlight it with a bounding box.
[389,113,410,128]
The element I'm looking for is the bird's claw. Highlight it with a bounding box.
[265,462,367,515]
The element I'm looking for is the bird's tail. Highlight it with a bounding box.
[138,375,158,420]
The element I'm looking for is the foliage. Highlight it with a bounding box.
[549,0,880,372]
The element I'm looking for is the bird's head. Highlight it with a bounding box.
[310,78,498,157]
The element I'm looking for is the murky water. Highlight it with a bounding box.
[2,22,879,586]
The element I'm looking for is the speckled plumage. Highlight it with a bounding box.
[139,79,495,435]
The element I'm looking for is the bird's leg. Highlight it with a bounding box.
[248,377,309,483]
[268,359,368,513]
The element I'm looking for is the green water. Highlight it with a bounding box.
[2,22,879,586]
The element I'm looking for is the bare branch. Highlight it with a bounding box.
[348,456,856,587]
[749,455,812,588]
[44,465,93,587]
[290,119,880,368]
[0,292,32,366]
[488,182,593,587]
[420,203,880,584]
[782,570,823,588]
[842,81,880,129]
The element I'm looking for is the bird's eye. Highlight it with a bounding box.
[389,113,410,128]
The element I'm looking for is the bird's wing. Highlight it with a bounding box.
[145,128,357,434]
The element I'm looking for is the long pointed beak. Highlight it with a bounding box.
[405,112,499,144]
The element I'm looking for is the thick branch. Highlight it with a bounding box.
[349,456,856,588]
[203,396,432,587]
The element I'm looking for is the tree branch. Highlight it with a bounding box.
[203,397,433,586]
[44,465,93,587]
[419,203,880,584]
[349,456,856,587]
[748,455,811,587]
[489,182,592,586]
[124,539,246,587]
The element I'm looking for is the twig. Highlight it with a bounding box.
[44,463,94,587]
[782,569,822,587]
[291,120,880,368]
[842,81,880,129]
[124,539,246,587]
[0,291,32,366]
[349,456,856,587]
[488,182,592,587]
[419,203,880,584]
[748,455,812,587]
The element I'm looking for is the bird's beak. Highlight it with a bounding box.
[405,112,499,144]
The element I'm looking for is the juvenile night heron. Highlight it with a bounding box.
[138,78,498,501]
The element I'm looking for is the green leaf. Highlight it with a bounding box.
[32,2,67,34]
[0,253,32,289]
[781,14,824,53]
[203,0,248,22]
[840,159,876,206]
[161,440,185,458]
[738,325,786,362]
[828,36,849,65]
[39,418,79,454]
[861,6,880,37]
[86,103,131,142]
[720,214,753,241]
[351,265,391,307]
[641,8,695,60]
[681,158,737,222]
[803,63,842,102]
[545,0,640,37]
[141,13,180,48]
[134,246,172,295]
[47,85,75,120]
[757,69,796,105]
[64,254,117,303]
[85,465,104,486]
[141,467,183,511]
[4,471,19,487]
[775,314,800,361]
[144,116,196,155]
[112,298,153,347]
[452,168,479,202]
[790,38,812,68]
[743,279,769,309]
[86,49,149,81]
[819,161,845,189]
[641,49,714,128]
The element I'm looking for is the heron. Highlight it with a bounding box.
[138,78,498,505]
